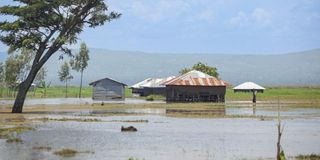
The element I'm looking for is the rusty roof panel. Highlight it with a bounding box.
[163,70,229,86]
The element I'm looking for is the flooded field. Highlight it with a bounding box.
[1,103,320,160]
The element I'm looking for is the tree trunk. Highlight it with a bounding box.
[12,68,38,113]
[65,80,68,98]
[277,122,281,160]
[79,71,83,98]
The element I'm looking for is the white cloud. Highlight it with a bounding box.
[108,0,218,24]
[227,8,272,27]
[228,11,249,27]
[191,9,215,23]
[252,8,272,26]
[128,0,190,23]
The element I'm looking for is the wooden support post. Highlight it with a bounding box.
[252,90,257,103]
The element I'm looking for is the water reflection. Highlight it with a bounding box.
[1,113,320,160]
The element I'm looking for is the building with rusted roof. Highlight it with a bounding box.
[163,70,229,102]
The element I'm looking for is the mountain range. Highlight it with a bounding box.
[0,48,320,86]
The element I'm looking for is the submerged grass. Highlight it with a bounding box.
[54,148,94,157]
[54,149,78,157]
[296,154,320,160]
[110,120,148,123]
[166,112,274,120]
[33,146,52,151]
[6,137,23,143]
[35,117,102,122]
[0,126,33,139]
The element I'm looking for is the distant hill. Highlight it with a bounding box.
[1,49,320,86]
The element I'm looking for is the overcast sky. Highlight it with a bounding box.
[0,0,320,54]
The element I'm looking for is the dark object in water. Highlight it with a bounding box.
[121,126,137,132]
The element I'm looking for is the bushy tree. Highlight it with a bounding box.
[4,50,34,97]
[58,61,73,98]
[179,62,219,78]
[70,42,89,98]
[0,0,121,112]
[34,67,47,86]
[0,62,5,97]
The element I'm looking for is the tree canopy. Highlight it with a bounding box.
[58,61,73,98]
[70,42,89,98]
[0,62,4,86]
[0,0,121,112]
[58,61,73,83]
[70,42,89,72]
[180,62,219,78]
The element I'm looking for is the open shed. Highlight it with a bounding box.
[233,82,265,103]
[89,78,127,101]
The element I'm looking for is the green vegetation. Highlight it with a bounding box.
[145,94,165,101]
[0,0,120,113]
[180,62,219,78]
[2,86,319,102]
[33,146,52,151]
[125,87,133,98]
[54,148,94,157]
[6,136,23,143]
[70,42,90,98]
[110,120,148,123]
[35,117,102,122]
[296,154,320,160]
[58,61,73,98]
[0,86,134,99]
[0,126,33,139]
[226,87,320,101]
[54,149,78,157]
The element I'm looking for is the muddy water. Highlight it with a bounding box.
[1,108,320,160]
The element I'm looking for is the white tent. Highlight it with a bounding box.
[233,82,265,103]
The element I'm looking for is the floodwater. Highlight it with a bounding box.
[0,98,165,106]
[1,107,320,160]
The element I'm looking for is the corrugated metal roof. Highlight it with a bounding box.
[233,82,265,90]
[164,70,228,86]
[131,76,175,89]
[131,78,152,89]
[89,77,127,86]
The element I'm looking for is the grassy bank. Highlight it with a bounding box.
[226,87,320,101]
[0,86,133,99]
[1,86,319,102]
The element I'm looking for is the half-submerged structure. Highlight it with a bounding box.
[89,77,127,101]
[233,82,265,103]
[164,70,229,102]
[131,76,175,96]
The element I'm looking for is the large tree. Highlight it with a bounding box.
[70,42,89,98]
[180,62,219,78]
[0,62,5,97]
[0,0,120,113]
[58,61,73,98]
